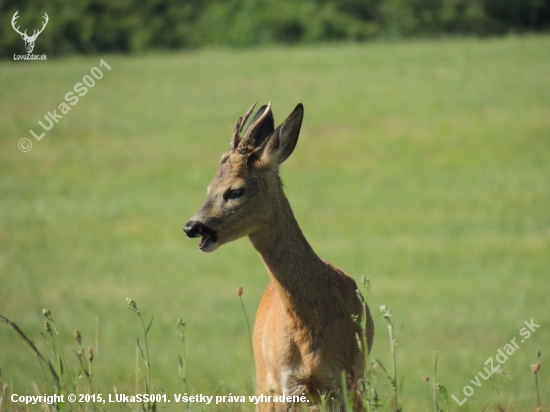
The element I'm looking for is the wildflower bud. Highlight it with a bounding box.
[42,309,51,318]
[379,305,392,321]
[73,329,81,345]
[177,318,185,327]
[361,276,370,289]
[88,347,94,362]
[44,321,52,334]
[531,363,540,374]
[126,297,139,313]
[237,286,243,296]
[537,349,541,357]
[423,376,429,382]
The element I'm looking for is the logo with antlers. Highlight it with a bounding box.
[11,10,49,54]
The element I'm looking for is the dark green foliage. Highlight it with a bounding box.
[1,0,550,57]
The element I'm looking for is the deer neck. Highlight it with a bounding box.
[248,186,338,327]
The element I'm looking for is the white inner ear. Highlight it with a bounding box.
[278,127,287,149]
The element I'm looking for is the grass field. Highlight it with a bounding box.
[1,35,549,410]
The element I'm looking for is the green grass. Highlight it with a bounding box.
[1,35,549,410]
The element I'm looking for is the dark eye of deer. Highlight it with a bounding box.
[225,189,244,200]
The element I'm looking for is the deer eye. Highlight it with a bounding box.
[224,188,244,200]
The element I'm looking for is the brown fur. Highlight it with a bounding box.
[185,103,374,411]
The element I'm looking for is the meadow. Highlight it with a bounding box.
[0,35,549,410]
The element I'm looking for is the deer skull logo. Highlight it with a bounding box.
[11,11,49,54]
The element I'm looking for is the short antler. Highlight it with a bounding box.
[238,101,271,152]
[230,102,257,151]
[11,11,26,38]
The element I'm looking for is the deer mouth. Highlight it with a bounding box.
[195,224,217,251]
[183,220,219,252]
[199,232,217,251]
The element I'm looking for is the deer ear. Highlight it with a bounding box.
[258,103,303,166]
[243,105,275,149]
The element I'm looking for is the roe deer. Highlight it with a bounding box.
[184,103,374,411]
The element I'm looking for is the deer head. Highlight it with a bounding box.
[184,102,304,252]
[11,11,49,54]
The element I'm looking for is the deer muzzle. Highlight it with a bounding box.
[183,220,218,251]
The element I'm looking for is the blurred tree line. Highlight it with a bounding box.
[2,0,549,57]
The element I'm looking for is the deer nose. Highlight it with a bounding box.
[183,220,205,238]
